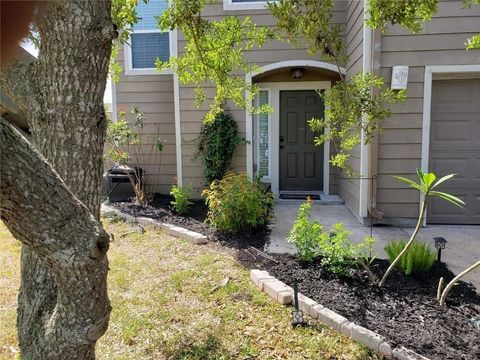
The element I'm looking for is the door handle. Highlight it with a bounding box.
[280,136,284,142]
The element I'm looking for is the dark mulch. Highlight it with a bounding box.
[109,196,480,360]
[252,255,480,360]
[109,194,270,250]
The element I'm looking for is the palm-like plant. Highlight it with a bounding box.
[378,169,464,287]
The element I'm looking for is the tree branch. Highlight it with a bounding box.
[1,117,109,261]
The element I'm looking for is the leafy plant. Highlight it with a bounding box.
[317,223,359,276]
[385,240,436,275]
[287,199,323,262]
[378,170,464,287]
[202,172,273,233]
[287,200,378,278]
[197,112,242,183]
[105,107,164,205]
[170,184,193,215]
[157,1,273,122]
[309,73,405,173]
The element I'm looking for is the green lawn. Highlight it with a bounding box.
[0,220,373,359]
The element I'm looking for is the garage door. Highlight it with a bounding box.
[427,78,480,224]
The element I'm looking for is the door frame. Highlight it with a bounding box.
[421,65,480,224]
[256,81,331,197]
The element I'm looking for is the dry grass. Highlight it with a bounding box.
[0,220,373,360]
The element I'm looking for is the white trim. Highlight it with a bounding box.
[359,0,372,219]
[255,89,271,179]
[110,77,118,123]
[420,64,480,223]
[245,59,345,186]
[124,30,176,76]
[255,81,331,197]
[251,60,346,77]
[223,0,270,11]
[174,73,182,186]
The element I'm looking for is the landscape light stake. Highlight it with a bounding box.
[434,236,447,262]
[291,282,306,327]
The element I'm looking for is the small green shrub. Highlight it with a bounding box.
[317,223,359,276]
[287,200,323,262]
[170,184,193,215]
[385,239,436,275]
[197,112,243,183]
[287,200,377,276]
[202,172,273,233]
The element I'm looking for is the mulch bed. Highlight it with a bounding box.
[109,196,480,360]
[110,194,270,250]
[249,255,480,360]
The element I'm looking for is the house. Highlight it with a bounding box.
[111,0,480,226]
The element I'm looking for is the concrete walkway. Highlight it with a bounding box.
[266,203,480,288]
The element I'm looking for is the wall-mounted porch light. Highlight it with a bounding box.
[291,67,305,80]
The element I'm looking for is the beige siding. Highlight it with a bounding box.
[178,1,347,195]
[338,0,365,215]
[377,0,480,219]
[114,47,177,194]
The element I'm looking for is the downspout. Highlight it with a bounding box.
[359,0,373,220]
[369,28,384,221]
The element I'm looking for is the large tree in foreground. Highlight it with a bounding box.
[1,0,119,358]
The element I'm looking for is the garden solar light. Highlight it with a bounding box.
[434,237,447,262]
[291,282,306,327]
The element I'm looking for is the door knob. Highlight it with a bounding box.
[280,136,284,142]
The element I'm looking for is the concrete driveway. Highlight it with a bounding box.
[266,203,480,288]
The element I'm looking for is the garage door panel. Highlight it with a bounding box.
[428,78,480,224]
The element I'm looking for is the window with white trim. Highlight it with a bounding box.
[257,90,270,178]
[223,0,271,11]
[125,0,171,75]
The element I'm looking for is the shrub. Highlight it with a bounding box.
[170,184,192,215]
[202,172,273,232]
[287,200,377,277]
[197,112,243,183]
[385,239,436,275]
[287,199,323,262]
[317,223,359,276]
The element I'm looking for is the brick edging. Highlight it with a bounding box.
[101,204,208,245]
[250,269,430,360]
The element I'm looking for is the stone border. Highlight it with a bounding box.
[101,204,208,245]
[250,269,430,360]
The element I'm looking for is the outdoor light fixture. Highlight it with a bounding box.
[291,282,306,327]
[434,236,447,262]
[291,67,305,80]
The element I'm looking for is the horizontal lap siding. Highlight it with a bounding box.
[338,0,364,215]
[115,48,177,193]
[377,0,480,219]
[178,1,347,196]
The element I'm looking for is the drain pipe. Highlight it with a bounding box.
[362,0,384,222]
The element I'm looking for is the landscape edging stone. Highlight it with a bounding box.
[250,269,431,360]
[101,204,208,244]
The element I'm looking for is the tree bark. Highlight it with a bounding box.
[1,0,117,358]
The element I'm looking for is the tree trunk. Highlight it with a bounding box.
[1,0,117,358]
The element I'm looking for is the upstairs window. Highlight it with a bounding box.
[125,0,174,75]
[223,0,271,11]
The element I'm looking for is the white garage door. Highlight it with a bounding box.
[427,78,480,224]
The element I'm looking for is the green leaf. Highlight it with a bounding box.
[421,172,436,188]
[429,191,465,208]
[393,176,425,193]
[431,173,456,189]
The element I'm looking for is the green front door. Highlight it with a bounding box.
[279,90,324,192]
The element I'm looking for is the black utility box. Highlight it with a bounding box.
[105,165,143,202]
